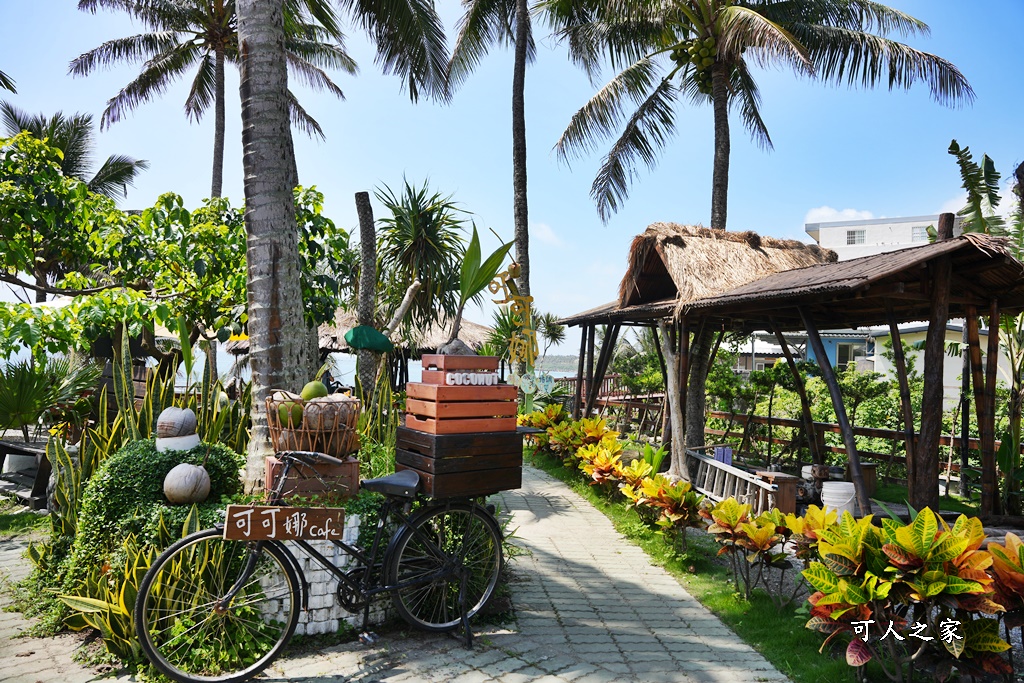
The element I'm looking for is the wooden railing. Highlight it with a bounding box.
[686,447,778,515]
[554,373,628,399]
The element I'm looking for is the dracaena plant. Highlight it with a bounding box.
[803,508,1012,682]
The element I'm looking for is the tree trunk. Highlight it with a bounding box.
[212,46,226,198]
[684,327,714,453]
[709,60,730,231]
[659,320,688,480]
[511,0,530,299]
[355,191,377,402]
[237,0,307,492]
[916,256,952,513]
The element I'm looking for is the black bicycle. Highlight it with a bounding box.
[134,450,503,683]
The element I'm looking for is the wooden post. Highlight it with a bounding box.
[916,249,953,513]
[573,326,588,419]
[985,300,1000,515]
[799,306,872,516]
[585,324,620,418]
[679,317,690,438]
[885,302,917,499]
[968,303,1000,515]
[583,325,596,418]
[660,322,676,447]
[771,319,820,465]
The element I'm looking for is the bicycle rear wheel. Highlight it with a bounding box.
[386,502,502,631]
[135,528,300,683]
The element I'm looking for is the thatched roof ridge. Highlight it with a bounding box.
[618,223,837,313]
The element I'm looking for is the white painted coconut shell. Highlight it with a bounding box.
[155,433,202,452]
[303,395,360,431]
[156,407,198,437]
[163,463,211,504]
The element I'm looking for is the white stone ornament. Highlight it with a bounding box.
[163,463,211,504]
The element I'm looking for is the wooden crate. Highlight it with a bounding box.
[405,356,517,434]
[265,455,360,502]
[395,427,523,499]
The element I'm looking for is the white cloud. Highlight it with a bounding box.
[804,206,875,224]
[531,222,563,246]
[939,194,966,214]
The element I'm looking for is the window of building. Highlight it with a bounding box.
[837,342,866,370]
[912,226,928,242]
[846,229,865,245]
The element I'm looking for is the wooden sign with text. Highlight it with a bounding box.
[223,504,345,541]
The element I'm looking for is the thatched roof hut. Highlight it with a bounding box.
[559,223,837,327]
[619,223,837,314]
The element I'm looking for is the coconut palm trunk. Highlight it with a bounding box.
[212,47,226,198]
[237,0,308,491]
[709,59,730,231]
[512,0,530,298]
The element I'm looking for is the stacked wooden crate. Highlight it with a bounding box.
[398,355,523,498]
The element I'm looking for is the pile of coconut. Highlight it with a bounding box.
[267,380,361,457]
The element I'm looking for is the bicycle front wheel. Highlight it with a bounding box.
[134,528,300,683]
[386,502,503,632]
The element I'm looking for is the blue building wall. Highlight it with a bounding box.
[805,337,870,368]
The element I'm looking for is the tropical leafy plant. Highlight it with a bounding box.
[0,356,101,442]
[447,223,513,343]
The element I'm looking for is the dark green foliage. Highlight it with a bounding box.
[64,439,242,583]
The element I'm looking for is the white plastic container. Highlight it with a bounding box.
[801,465,814,481]
[821,481,858,518]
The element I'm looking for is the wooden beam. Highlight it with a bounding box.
[679,317,689,437]
[770,317,820,465]
[885,301,917,499]
[799,306,872,516]
[583,325,596,418]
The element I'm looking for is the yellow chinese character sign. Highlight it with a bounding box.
[490,264,553,396]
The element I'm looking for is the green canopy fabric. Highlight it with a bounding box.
[345,325,394,352]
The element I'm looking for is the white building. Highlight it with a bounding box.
[804,214,960,261]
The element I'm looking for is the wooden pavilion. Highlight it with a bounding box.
[559,217,1024,517]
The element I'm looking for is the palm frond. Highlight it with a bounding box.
[99,41,200,128]
[342,0,450,103]
[730,61,772,151]
[757,0,929,38]
[0,104,99,181]
[88,154,150,198]
[286,90,326,140]
[450,0,514,89]
[68,32,183,76]
[591,76,678,223]
[285,0,344,42]
[555,56,662,162]
[791,24,974,106]
[719,6,811,75]
[285,52,347,99]
[0,69,15,93]
[184,53,217,122]
[284,36,357,74]
[79,0,194,31]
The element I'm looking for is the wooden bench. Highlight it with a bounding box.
[0,439,50,509]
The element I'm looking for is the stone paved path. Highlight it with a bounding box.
[0,467,789,683]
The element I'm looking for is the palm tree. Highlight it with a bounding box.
[550,0,973,455]
[0,70,15,93]
[70,0,355,198]
[551,1,973,227]
[0,102,149,199]
[451,0,535,298]
[375,179,467,335]
[235,0,308,491]
[537,311,566,359]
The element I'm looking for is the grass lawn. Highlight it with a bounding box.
[0,496,47,538]
[524,449,887,683]
[872,481,980,516]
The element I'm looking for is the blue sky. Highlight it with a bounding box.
[3,1,1022,353]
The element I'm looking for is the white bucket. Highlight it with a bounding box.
[821,481,858,518]
[801,465,814,481]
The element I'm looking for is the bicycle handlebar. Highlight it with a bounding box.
[275,450,347,467]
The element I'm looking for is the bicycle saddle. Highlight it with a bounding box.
[362,469,420,498]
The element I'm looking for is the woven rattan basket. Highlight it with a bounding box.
[265,393,360,457]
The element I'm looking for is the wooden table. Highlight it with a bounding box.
[0,439,50,510]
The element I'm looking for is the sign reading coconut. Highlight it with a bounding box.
[444,371,499,386]
[223,504,345,541]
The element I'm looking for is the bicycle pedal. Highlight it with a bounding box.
[359,631,380,646]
